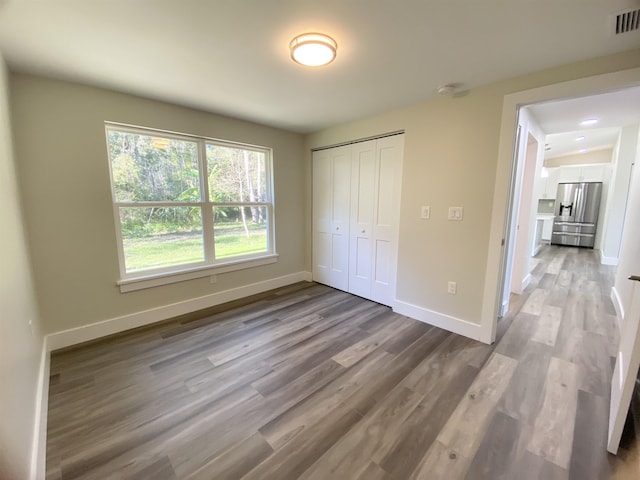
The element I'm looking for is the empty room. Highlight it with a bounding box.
[2,1,640,479]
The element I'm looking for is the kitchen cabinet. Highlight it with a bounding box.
[312,135,404,306]
[558,164,608,183]
[540,167,559,199]
[541,216,554,241]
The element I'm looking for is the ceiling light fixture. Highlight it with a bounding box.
[576,136,586,141]
[580,118,599,126]
[290,33,337,67]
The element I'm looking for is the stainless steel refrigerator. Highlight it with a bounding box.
[551,182,603,248]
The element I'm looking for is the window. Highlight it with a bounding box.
[105,123,276,290]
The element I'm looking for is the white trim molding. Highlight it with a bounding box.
[118,255,279,292]
[600,255,619,266]
[47,271,312,351]
[611,286,625,331]
[31,337,50,480]
[393,299,488,344]
[482,66,640,346]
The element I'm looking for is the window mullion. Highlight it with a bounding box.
[199,140,215,264]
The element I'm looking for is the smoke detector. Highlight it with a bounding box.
[437,84,457,96]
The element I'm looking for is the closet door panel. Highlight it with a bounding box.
[371,135,404,306]
[349,140,376,299]
[312,150,332,285]
[312,146,351,290]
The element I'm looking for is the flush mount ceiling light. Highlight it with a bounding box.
[576,135,586,141]
[580,118,599,126]
[290,33,337,67]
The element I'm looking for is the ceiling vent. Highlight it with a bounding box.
[612,8,640,35]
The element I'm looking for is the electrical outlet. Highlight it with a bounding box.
[447,281,457,294]
[421,206,430,219]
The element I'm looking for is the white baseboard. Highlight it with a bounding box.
[30,336,50,480]
[47,271,312,351]
[393,299,489,344]
[600,255,619,266]
[521,273,532,292]
[611,286,624,331]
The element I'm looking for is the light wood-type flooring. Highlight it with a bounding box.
[46,246,640,479]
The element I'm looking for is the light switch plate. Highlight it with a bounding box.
[448,281,457,294]
[421,206,430,219]
[448,206,463,221]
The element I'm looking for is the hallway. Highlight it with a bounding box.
[491,245,638,479]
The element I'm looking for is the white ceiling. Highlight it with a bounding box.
[526,86,640,159]
[0,0,639,133]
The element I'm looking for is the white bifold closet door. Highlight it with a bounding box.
[312,134,403,307]
[312,145,351,291]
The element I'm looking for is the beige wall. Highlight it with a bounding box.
[306,49,640,325]
[10,74,307,334]
[0,57,44,479]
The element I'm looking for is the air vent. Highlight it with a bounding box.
[613,8,640,35]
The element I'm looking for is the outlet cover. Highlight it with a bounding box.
[421,206,430,219]
[447,281,457,294]
[448,206,463,221]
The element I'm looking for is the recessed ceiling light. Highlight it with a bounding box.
[290,33,337,67]
[580,118,598,126]
[576,136,586,141]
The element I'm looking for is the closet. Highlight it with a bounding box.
[312,134,404,306]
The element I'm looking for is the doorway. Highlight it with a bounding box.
[501,87,640,324]
[497,79,640,458]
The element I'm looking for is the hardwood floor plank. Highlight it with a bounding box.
[517,451,569,480]
[182,432,273,480]
[465,411,521,480]
[436,352,517,461]
[546,252,567,274]
[250,326,367,396]
[497,340,552,426]
[298,386,424,480]
[526,356,580,469]
[494,312,540,360]
[259,348,393,450]
[521,288,549,315]
[569,389,612,480]
[331,319,412,368]
[531,304,562,347]
[408,440,471,480]
[243,405,363,480]
[356,462,394,480]
[379,320,432,354]
[344,327,450,417]
[377,364,478,479]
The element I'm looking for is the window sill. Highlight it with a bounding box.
[117,254,278,293]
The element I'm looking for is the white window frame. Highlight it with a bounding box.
[105,122,277,292]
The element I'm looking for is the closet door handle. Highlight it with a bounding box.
[629,275,640,282]
[361,229,365,234]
